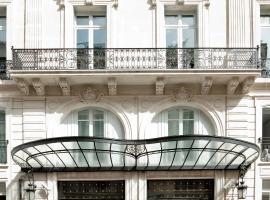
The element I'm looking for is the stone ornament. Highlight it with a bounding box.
[172,87,193,102]
[80,87,104,103]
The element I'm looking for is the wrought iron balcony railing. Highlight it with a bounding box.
[0,60,11,80]
[0,140,7,163]
[11,48,259,71]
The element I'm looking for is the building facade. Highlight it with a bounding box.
[0,0,269,199]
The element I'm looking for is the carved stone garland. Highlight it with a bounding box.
[80,87,104,103]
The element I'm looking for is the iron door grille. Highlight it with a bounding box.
[58,181,125,200]
[147,179,214,200]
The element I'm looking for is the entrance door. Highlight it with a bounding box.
[58,181,124,200]
[147,179,214,200]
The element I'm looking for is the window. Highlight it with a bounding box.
[0,111,5,163]
[0,8,6,79]
[147,179,214,200]
[165,13,197,69]
[149,107,214,138]
[261,108,270,161]
[262,180,270,200]
[0,182,5,200]
[76,14,106,69]
[78,109,105,137]
[261,15,270,69]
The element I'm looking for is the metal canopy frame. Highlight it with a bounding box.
[11,135,259,172]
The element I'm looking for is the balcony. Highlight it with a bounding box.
[8,47,262,94]
[0,140,7,163]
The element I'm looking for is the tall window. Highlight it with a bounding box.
[0,16,5,61]
[76,15,106,69]
[165,13,197,69]
[261,15,270,60]
[262,180,270,200]
[0,111,6,163]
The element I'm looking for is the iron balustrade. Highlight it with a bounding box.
[11,48,259,71]
[0,60,11,80]
[11,135,259,172]
[0,140,7,163]
[258,137,270,161]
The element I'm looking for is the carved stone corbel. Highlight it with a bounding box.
[172,86,193,102]
[85,0,93,6]
[59,78,70,96]
[108,78,117,96]
[204,0,210,8]
[201,77,212,95]
[80,87,104,103]
[112,0,118,8]
[149,0,156,8]
[242,77,255,94]
[227,77,239,95]
[32,78,45,96]
[16,78,29,96]
[156,78,164,95]
[59,0,65,8]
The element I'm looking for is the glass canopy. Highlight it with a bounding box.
[11,135,259,172]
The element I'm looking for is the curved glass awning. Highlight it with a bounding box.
[11,135,259,172]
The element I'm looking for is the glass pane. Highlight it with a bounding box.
[165,15,178,25]
[168,120,179,136]
[183,120,194,135]
[78,110,89,120]
[93,16,106,27]
[93,110,104,120]
[182,15,195,26]
[263,180,270,190]
[168,110,179,119]
[262,192,270,200]
[183,110,194,119]
[0,17,6,58]
[166,29,178,48]
[93,121,104,137]
[77,29,89,48]
[261,27,270,58]
[76,16,89,26]
[94,29,106,48]
[79,121,89,136]
[182,28,196,47]
[261,16,270,25]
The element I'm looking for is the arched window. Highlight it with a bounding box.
[61,108,124,139]
[149,107,214,138]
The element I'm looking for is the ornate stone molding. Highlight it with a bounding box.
[108,78,117,96]
[59,0,65,8]
[242,77,255,94]
[148,0,156,7]
[172,87,193,102]
[156,78,164,95]
[80,87,104,103]
[16,78,29,96]
[176,0,185,5]
[112,0,118,8]
[32,78,45,96]
[204,0,210,7]
[201,77,212,95]
[59,78,70,96]
[227,77,239,95]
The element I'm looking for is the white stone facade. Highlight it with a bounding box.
[0,0,269,199]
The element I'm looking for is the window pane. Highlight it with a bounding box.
[183,110,194,119]
[78,110,89,121]
[261,16,270,25]
[182,15,195,26]
[76,16,89,26]
[93,121,104,137]
[93,110,104,120]
[183,28,196,47]
[165,15,178,25]
[183,120,194,135]
[78,121,89,136]
[0,111,4,141]
[168,120,179,136]
[168,110,179,119]
[0,17,6,58]
[94,29,106,48]
[93,16,106,27]
[77,29,89,48]
[166,29,178,48]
